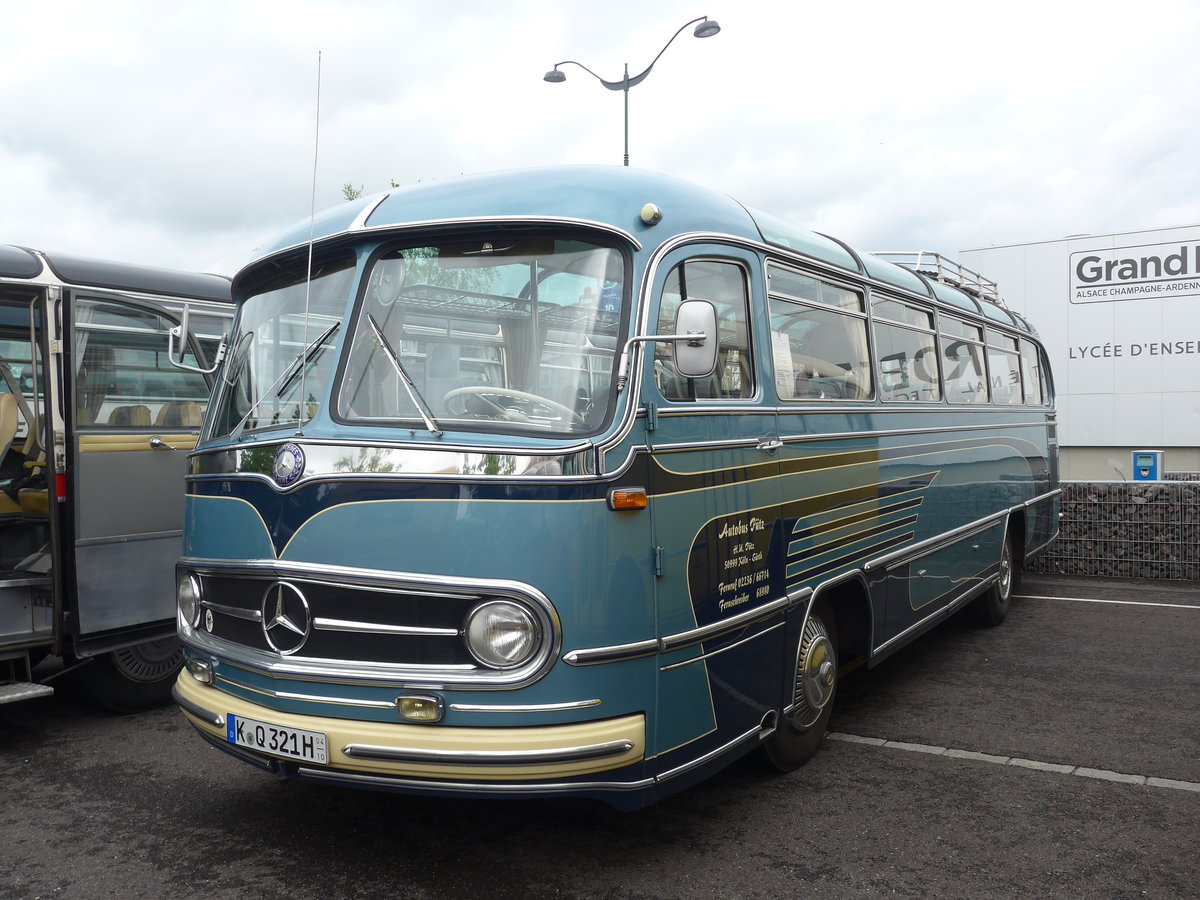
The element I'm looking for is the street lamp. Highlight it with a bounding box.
[544,16,721,167]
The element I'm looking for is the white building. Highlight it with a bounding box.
[961,226,1200,481]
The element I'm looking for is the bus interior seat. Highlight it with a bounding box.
[108,405,152,427]
[425,343,461,414]
[0,393,17,463]
[18,485,48,516]
[155,400,203,427]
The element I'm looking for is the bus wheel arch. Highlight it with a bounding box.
[972,517,1024,627]
[756,577,869,772]
[74,637,184,713]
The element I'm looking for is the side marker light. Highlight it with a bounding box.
[608,487,648,511]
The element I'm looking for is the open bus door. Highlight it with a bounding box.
[61,290,220,709]
[1,252,229,710]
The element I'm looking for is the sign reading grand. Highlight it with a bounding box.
[1070,242,1200,303]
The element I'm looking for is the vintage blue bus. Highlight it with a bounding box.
[172,167,1058,808]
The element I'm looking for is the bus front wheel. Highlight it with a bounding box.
[757,598,838,772]
[77,638,184,713]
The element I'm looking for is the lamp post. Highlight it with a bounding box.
[544,16,721,167]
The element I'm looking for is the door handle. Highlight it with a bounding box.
[757,438,783,453]
[150,435,178,451]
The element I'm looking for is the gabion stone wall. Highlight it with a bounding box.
[1029,480,1200,581]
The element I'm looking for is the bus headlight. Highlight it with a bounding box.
[465,600,541,669]
[178,573,203,628]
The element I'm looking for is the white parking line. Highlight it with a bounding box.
[826,732,1200,794]
[1016,594,1200,610]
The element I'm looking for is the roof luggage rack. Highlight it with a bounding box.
[872,251,1003,306]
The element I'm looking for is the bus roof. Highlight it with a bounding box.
[245,165,1026,333]
[0,244,231,303]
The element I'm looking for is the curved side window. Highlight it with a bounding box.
[654,260,753,402]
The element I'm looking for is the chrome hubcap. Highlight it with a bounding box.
[793,616,836,728]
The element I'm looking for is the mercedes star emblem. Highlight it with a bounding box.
[261,582,312,655]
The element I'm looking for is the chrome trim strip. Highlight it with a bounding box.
[1024,487,1063,507]
[202,600,262,622]
[172,683,225,728]
[864,512,1008,573]
[659,622,784,671]
[75,529,182,547]
[872,574,997,656]
[564,590,809,666]
[562,639,659,667]
[448,698,602,713]
[659,594,798,653]
[258,214,642,270]
[296,767,656,794]
[315,617,459,637]
[654,722,763,783]
[213,672,399,710]
[341,739,634,766]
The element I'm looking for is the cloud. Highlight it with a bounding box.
[2,0,1200,276]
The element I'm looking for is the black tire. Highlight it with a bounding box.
[757,597,838,772]
[76,638,184,713]
[973,532,1020,627]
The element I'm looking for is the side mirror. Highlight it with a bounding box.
[673,299,718,378]
[168,304,226,375]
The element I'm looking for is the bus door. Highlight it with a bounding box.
[65,292,213,654]
[0,287,54,697]
[643,251,785,761]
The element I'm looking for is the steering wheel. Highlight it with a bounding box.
[442,386,583,423]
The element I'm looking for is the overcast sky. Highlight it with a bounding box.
[4,0,1200,281]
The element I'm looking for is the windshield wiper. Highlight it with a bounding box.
[230,321,340,441]
[365,313,442,437]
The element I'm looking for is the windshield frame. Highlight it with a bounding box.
[330,228,631,440]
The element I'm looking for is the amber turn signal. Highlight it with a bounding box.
[607,487,648,511]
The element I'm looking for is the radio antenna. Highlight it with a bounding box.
[297,50,323,436]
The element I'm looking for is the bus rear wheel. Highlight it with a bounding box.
[758,598,838,772]
[973,532,1020,627]
[77,638,184,713]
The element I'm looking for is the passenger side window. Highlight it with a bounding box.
[655,260,753,401]
[768,267,871,401]
[940,316,989,404]
[74,298,212,429]
[986,329,1022,406]
[872,297,940,402]
[1020,340,1047,406]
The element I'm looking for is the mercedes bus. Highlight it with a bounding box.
[171,167,1058,807]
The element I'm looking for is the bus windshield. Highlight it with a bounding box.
[336,237,624,436]
[207,251,355,439]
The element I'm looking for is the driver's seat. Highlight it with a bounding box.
[425,343,461,415]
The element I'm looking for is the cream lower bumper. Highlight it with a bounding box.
[174,672,645,781]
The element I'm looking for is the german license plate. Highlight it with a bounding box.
[228,714,328,765]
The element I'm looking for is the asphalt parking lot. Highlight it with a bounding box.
[1,572,1197,900]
